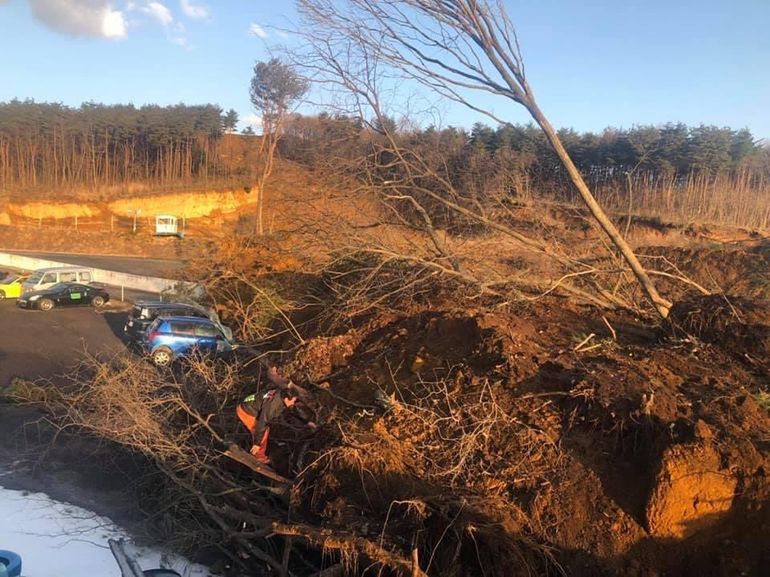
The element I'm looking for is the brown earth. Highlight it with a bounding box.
[278,287,770,577]
[646,444,737,539]
[2,164,770,576]
[0,225,202,259]
[4,287,768,575]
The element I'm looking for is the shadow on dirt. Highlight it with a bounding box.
[100,310,130,342]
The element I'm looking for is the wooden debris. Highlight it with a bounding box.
[224,442,292,484]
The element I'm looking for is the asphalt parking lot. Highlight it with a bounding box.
[0,299,131,387]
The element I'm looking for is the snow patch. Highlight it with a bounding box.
[0,486,210,577]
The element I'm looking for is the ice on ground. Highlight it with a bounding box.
[0,485,210,577]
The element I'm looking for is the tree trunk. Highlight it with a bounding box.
[256,186,264,235]
[527,101,672,318]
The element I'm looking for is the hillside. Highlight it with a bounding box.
[2,151,770,576]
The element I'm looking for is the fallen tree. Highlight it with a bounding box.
[296,0,672,317]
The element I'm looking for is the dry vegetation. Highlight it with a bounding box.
[2,3,770,575]
[6,217,770,576]
[3,102,770,576]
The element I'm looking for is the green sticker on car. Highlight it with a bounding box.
[71,293,82,300]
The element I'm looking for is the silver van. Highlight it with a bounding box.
[22,266,95,293]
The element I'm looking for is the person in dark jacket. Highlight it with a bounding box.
[236,388,292,463]
[237,366,316,464]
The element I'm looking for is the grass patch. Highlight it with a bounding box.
[0,378,56,404]
[754,390,770,412]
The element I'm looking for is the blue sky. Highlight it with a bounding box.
[0,0,768,140]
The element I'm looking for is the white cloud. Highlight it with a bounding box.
[167,20,190,48]
[142,1,172,26]
[243,114,263,130]
[23,0,198,46]
[179,0,206,19]
[248,22,268,39]
[102,6,127,37]
[28,0,128,40]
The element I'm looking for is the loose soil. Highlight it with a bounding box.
[282,292,770,577]
[1,185,770,575]
[4,257,770,576]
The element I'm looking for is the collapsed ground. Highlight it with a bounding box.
[286,293,770,576]
[1,181,770,575]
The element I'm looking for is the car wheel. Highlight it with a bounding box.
[0,290,5,299]
[39,298,54,311]
[92,295,105,307]
[152,347,174,367]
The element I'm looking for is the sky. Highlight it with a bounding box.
[0,0,768,140]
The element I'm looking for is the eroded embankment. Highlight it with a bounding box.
[1,187,255,222]
[280,295,770,577]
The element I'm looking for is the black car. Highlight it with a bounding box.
[16,282,110,311]
[123,300,214,343]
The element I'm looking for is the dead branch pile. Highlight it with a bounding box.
[668,294,770,357]
[13,328,567,577]
[12,271,770,577]
[299,371,567,577]
[30,356,306,575]
[23,350,526,576]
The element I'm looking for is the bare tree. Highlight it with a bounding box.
[296,0,672,318]
[250,58,309,235]
[283,19,642,314]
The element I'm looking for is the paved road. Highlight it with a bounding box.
[0,299,131,387]
[2,250,185,277]
[0,251,191,387]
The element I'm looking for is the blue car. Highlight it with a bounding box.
[143,316,236,367]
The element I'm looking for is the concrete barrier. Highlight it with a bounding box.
[0,252,184,294]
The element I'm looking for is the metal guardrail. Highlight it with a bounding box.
[0,252,186,294]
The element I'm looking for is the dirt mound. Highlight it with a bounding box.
[9,269,769,576]
[668,294,770,357]
[646,443,737,539]
[290,298,770,576]
[291,331,360,381]
[640,241,770,301]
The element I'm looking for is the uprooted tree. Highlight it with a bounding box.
[296,0,673,318]
[289,28,639,312]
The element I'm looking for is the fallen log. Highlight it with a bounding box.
[108,539,144,577]
[272,522,429,577]
[224,442,292,484]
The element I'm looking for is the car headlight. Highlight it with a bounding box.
[28,295,41,301]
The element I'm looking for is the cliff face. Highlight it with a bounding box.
[1,188,256,222]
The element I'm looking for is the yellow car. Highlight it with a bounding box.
[0,272,28,299]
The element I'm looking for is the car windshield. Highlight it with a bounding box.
[26,272,43,283]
